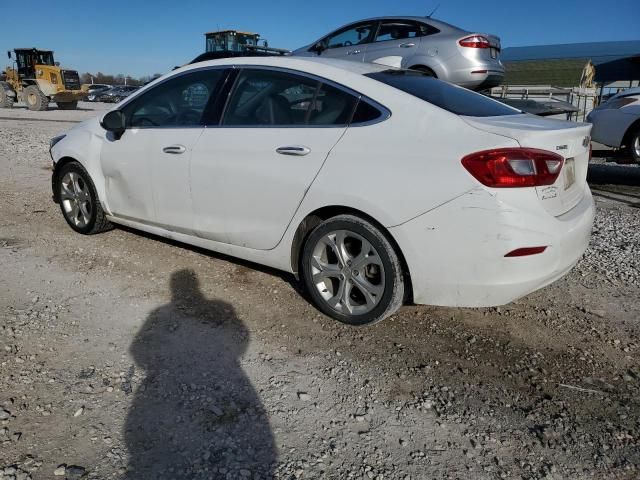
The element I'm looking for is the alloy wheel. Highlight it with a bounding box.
[60,172,93,228]
[310,230,385,315]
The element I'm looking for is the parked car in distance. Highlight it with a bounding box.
[97,85,139,103]
[86,84,112,102]
[292,16,504,90]
[86,83,110,92]
[587,87,640,163]
[49,57,593,325]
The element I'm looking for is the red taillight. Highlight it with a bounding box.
[459,35,490,49]
[504,246,547,257]
[461,148,564,188]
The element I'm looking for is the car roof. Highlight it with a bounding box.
[176,55,392,76]
[189,50,280,64]
[341,16,464,32]
[15,48,54,53]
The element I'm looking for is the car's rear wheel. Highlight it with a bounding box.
[57,162,112,234]
[626,127,640,164]
[301,214,404,326]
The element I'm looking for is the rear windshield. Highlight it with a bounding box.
[366,70,521,117]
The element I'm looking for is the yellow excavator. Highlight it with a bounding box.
[0,48,86,110]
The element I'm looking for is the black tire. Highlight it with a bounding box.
[56,161,112,235]
[0,82,15,108]
[301,214,405,326]
[57,101,78,110]
[410,65,437,77]
[625,126,640,164]
[23,85,49,111]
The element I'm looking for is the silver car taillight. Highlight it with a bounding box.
[458,35,490,49]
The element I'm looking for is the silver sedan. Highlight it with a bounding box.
[587,87,640,163]
[291,16,504,91]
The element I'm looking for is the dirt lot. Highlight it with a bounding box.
[1,104,639,480]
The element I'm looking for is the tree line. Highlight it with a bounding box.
[80,72,163,86]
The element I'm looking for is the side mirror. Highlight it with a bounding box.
[311,41,326,55]
[101,110,126,139]
[55,61,60,66]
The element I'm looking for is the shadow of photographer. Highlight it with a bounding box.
[124,269,276,479]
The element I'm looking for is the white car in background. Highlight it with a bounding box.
[588,87,640,163]
[49,57,594,325]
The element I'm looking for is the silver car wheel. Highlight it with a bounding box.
[310,230,385,315]
[60,172,92,228]
[634,135,640,159]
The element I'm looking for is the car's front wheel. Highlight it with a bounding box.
[301,214,405,325]
[56,162,112,234]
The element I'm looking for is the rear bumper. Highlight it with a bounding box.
[448,62,505,90]
[389,187,595,307]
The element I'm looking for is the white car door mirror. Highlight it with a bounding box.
[101,110,126,139]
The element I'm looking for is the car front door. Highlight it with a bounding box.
[100,68,228,232]
[364,20,437,67]
[317,22,376,62]
[190,68,360,249]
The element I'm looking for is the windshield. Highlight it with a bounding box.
[35,51,54,65]
[206,32,259,53]
[366,70,521,117]
[16,50,55,69]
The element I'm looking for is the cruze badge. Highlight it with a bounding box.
[556,145,568,150]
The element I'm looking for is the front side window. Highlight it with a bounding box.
[367,70,520,117]
[325,23,375,49]
[222,69,359,127]
[374,21,435,43]
[122,69,226,128]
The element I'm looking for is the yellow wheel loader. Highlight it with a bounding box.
[0,48,86,111]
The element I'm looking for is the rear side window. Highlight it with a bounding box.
[366,70,520,117]
[351,100,384,124]
[374,21,439,42]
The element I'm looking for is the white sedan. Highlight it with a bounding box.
[587,87,640,163]
[49,57,594,325]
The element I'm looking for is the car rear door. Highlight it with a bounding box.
[100,68,229,231]
[189,67,359,249]
[364,20,438,67]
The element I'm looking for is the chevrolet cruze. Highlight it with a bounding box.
[50,57,594,325]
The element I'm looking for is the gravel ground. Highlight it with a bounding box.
[1,107,639,480]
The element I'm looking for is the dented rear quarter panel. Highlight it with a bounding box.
[296,95,520,229]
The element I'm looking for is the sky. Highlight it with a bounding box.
[1,0,638,78]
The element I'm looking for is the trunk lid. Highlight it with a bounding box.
[462,114,592,216]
